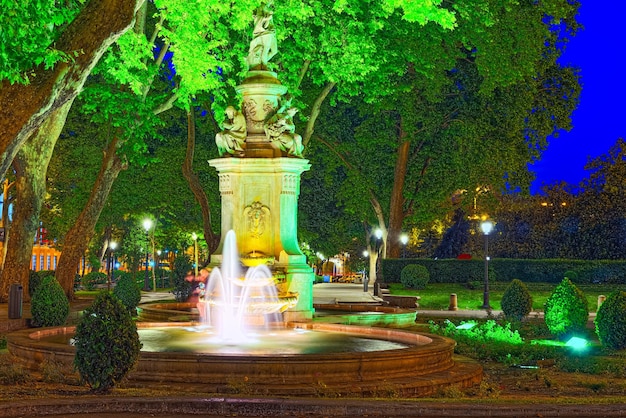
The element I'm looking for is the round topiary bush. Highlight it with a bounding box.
[30,276,70,327]
[595,291,626,350]
[544,277,589,339]
[500,279,533,321]
[113,273,141,315]
[563,270,579,282]
[73,292,141,393]
[400,264,430,290]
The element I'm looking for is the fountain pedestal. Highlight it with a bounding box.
[209,157,314,321]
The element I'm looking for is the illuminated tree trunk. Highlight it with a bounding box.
[55,137,126,299]
[0,0,143,180]
[182,107,218,258]
[387,128,410,259]
[0,101,72,302]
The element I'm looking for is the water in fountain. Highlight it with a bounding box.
[196,230,293,343]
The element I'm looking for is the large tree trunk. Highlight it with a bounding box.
[387,126,410,259]
[55,137,126,299]
[0,101,73,301]
[182,107,218,258]
[0,0,143,180]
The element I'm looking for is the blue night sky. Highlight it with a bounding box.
[529,1,626,193]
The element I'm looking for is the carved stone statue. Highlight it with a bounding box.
[215,106,246,156]
[246,2,278,70]
[264,107,304,157]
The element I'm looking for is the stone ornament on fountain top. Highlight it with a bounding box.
[213,1,305,159]
[246,1,278,71]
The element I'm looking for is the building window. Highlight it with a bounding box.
[46,255,51,270]
[40,255,44,271]
[53,256,57,270]
[32,255,37,270]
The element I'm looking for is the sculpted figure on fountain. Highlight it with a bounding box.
[247,1,278,71]
[215,106,247,156]
[264,107,304,157]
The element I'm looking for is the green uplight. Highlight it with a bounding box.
[565,336,588,350]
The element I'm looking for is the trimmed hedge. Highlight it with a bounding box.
[382,258,626,285]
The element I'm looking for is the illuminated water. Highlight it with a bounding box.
[48,327,409,355]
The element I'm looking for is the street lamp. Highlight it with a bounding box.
[108,241,117,290]
[400,233,409,258]
[192,232,199,277]
[143,218,153,291]
[480,220,494,309]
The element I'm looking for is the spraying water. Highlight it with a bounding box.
[196,230,295,342]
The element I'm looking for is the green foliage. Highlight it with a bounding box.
[544,278,589,339]
[30,276,70,327]
[400,264,430,290]
[171,254,193,302]
[73,292,141,393]
[500,279,533,321]
[564,270,579,281]
[382,258,626,285]
[81,271,107,291]
[428,319,565,366]
[430,319,523,345]
[0,1,83,84]
[28,270,56,297]
[113,273,142,315]
[595,291,626,350]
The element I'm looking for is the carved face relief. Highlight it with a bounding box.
[244,201,270,239]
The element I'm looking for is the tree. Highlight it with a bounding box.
[300,0,580,267]
[0,0,144,179]
[0,0,144,300]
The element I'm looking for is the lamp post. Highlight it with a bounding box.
[192,232,198,277]
[400,233,409,259]
[480,220,494,309]
[143,218,153,291]
[108,241,117,290]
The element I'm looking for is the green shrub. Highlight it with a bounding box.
[544,278,589,339]
[81,271,107,290]
[500,279,533,321]
[595,291,626,350]
[113,273,141,315]
[381,258,626,285]
[73,292,141,393]
[171,254,193,302]
[563,270,579,282]
[400,264,430,290]
[30,276,69,327]
[29,270,56,297]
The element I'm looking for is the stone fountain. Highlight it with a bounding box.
[208,2,313,323]
[6,3,483,398]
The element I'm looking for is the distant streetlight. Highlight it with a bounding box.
[143,218,153,291]
[400,233,409,258]
[480,220,494,310]
[192,232,199,277]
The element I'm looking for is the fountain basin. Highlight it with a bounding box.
[7,322,482,396]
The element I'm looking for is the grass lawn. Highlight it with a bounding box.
[389,282,626,312]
